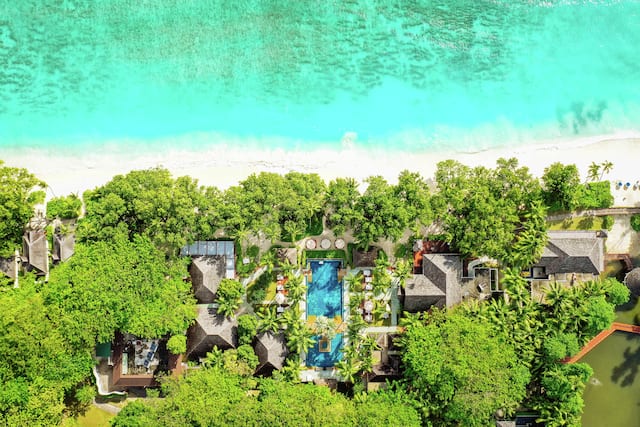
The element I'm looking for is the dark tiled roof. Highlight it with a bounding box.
[186,305,237,358]
[0,257,16,279]
[625,268,640,297]
[403,254,463,312]
[352,247,379,268]
[22,230,48,275]
[254,331,288,375]
[276,248,297,267]
[52,233,75,263]
[536,231,604,275]
[190,256,226,303]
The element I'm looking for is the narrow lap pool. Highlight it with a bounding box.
[307,260,343,319]
[306,260,343,367]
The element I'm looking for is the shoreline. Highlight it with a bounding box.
[2,132,640,201]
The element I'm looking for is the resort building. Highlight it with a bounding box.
[52,232,75,263]
[189,255,227,303]
[22,230,48,277]
[401,253,464,312]
[253,331,288,377]
[93,333,182,394]
[527,230,606,299]
[186,304,238,359]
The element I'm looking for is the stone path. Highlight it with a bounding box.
[547,207,640,221]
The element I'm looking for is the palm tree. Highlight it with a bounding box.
[279,305,302,330]
[286,274,307,303]
[216,298,238,318]
[278,357,302,383]
[399,312,423,330]
[587,162,600,182]
[600,160,613,180]
[202,346,223,368]
[260,249,276,274]
[336,357,360,384]
[287,323,316,355]
[257,306,281,333]
[345,272,362,293]
[313,315,337,340]
[393,259,412,289]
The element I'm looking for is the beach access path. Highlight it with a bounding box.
[546,207,640,222]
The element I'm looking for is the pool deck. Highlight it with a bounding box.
[565,322,640,363]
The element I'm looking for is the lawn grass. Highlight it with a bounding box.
[546,216,606,231]
[305,249,346,261]
[63,406,115,427]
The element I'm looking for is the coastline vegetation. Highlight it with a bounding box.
[0,158,624,426]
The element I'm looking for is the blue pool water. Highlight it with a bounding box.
[2,1,640,152]
[306,333,344,368]
[307,260,343,319]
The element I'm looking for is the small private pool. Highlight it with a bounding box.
[306,333,344,368]
[581,331,640,426]
[306,259,344,367]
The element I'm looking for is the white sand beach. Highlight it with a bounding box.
[3,131,640,208]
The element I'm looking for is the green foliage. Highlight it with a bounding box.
[541,162,581,212]
[167,335,187,355]
[112,367,420,426]
[78,167,219,254]
[216,278,244,318]
[432,158,547,267]
[305,249,346,260]
[631,214,640,232]
[534,363,593,427]
[543,333,580,361]
[401,311,530,426]
[575,181,613,209]
[602,215,614,230]
[354,388,422,427]
[46,194,82,220]
[0,285,93,425]
[222,172,326,243]
[325,177,360,236]
[0,161,46,257]
[236,344,259,372]
[44,235,197,350]
[237,314,259,346]
[603,277,630,306]
[353,175,410,248]
[246,245,260,260]
[394,170,433,232]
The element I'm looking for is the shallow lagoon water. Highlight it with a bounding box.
[581,331,640,427]
[1,1,640,150]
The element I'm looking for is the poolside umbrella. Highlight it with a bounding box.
[275,292,286,305]
[363,300,374,313]
[625,268,640,297]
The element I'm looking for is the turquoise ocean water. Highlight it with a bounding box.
[1,0,640,152]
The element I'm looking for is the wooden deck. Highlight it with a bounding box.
[565,322,640,363]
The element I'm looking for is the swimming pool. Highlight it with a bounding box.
[307,260,343,319]
[306,260,343,367]
[306,333,344,368]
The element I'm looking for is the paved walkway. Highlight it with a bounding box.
[93,400,122,415]
[565,322,640,363]
[547,207,640,221]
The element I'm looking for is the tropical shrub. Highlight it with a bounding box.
[167,335,187,355]
[631,214,640,232]
[46,194,82,219]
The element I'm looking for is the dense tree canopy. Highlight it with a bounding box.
[0,283,93,426]
[45,194,82,220]
[542,162,581,211]
[78,167,218,254]
[325,177,360,236]
[111,367,422,426]
[432,158,547,267]
[221,172,326,243]
[43,235,196,350]
[0,160,46,257]
[352,176,409,248]
[401,310,530,426]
